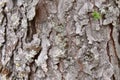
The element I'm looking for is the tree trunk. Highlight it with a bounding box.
[0,0,120,80]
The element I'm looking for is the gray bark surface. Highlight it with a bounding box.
[0,0,120,80]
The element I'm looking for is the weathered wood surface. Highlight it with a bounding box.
[0,0,120,80]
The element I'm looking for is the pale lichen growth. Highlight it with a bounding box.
[25,50,37,62]
[103,6,119,25]
[35,37,50,72]
[49,47,66,65]
[78,2,93,15]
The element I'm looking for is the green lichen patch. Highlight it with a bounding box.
[92,11,101,20]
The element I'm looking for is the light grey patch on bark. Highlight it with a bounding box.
[46,0,57,14]
[6,0,14,10]
[75,0,85,11]
[27,6,36,21]
[35,36,50,72]
[0,20,5,47]
[23,34,41,49]
[14,48,28,70]
[75,22,83,36]
[78,46,100,75]
[78,2,93,15]
[102,64,114,80]
[65,67,79,80]
[31,0,39,6]
[21,17,28,28]
[76,45,86,58]
[75,19,89,36]
[112,23,120,79]
[1,28,18,66]
[49,47,66,65]
[94,0,106,8]
[112,26,120,59]
[34,69,46,79]
[86,23,111,44]
[41,23,52,37]
[103,6,119,25]
[57,0,74,23]
[17,0,24,7]
[25,50,37,63]
[11,12,20,27]
[26,0,39,21]
[92,21,101,31]
[45,70,62,80]
[115,0,120,8]
[0,13,4,24]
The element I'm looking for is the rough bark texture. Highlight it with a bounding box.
[0,0,120,80]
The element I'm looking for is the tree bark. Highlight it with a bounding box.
[0,0,120,80]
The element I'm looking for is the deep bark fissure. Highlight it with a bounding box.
[109,24,119,64]
[106,41,111,62]
[109,24,119,80]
